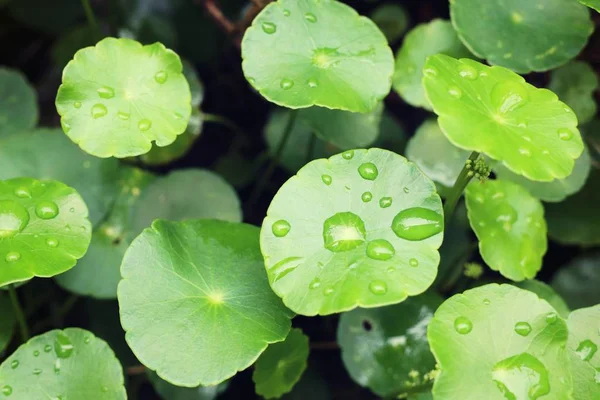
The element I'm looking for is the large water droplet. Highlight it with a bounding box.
[323,212,366,252]
[369,280,387,295]
[366,239,395,261]
[283,9,290,16]
[576,339,598,361]
[10,360,19,369]
[280,79,294,90]
[458,64,478,80]
[321,175,332,185]
[358,162,378,180]
[492,352,550,400]
[379,197,392,208]
[262,22,277,34]
[1,385,12,396]
[545,312,558,324]
[272,220,291,237]
[14,187,31,199]
[54,332,74,359]
[5,252,20,262]
[514,321,532,337]
[154,71,168,84]
[0,200,30,238]
[46,238,59,248]
[91,103,108,119]
[305,13,317,23]
[35,201,59,220]
[97,86,115,99]
[138,119,152,131]
[454,316,472,334]
[491,81,529,114]
[557,128,573,141]
[361,192,373,203]
[448,86,463,99]
[392,207,443,241]
[342,150,354,160]
[409,258,419,267]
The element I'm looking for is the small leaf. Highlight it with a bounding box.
[428,284,572,400]
[56,37,192,158]
[148,370,229,400]
[337,292,442,397]
[514,280,570,318]
[450,0,593,73]
[424,54,583,182]
[0,328,126,399]
[253,328,309,399]
[0,293,15,353]
[0,177,92,286]
[0,68,38,137]
[552,252,600,309]
[566,305,600,399]
[392,19,472,110]
[118,220,293,386]
[241,0,394,112]
[261,148,444,316]
[370,3,408,43]
[578,0,600,12]
[548,61,598,125]
[465,179,547,281]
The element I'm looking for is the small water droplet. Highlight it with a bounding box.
[10,360,19,369]
[46,238,59,248]
[0,200,30,238]
[54,332,74,359]
[492,352,550,400]
[448,86,462,99]
[490,81,529,114]
[361,192,373,202]
[262,21,277,34]
[423,67,438,78]
[102,387,108,393]
[358,162,378,180]
[366,239,395,261]
[97,86,115,99]
[283,9,290,16]
[324,287,334,296]
[33,350,39,357]
[5,252,20,263]
[154,70,168,84]
[307,78,318,88]
[545,312,558,324]
[138,119,152,131]
[35,201,59,220]
[514,321,532,337]
[321,175,332,185]
[403,187,409,194]
[392,207,443,241]
[54,359,61,375]
[272,220,291,237]
[454,316,472,334]
[305,13,317,23]
[280,78,294,90]
[342,150,354,160]
[458,64,478,80]
[1,385,12,396]
[323,212,366,252]
[84,336,91,344]
[117,111,130,120]
[519,148,531,157]
[73,101,82,109]
[483,299,491,305]
[557,128,573,141]
[576,339,598,361]
[387,266,395,273]
[309,278,321,289]
[91,103,108,119]
[368,280,387,295]
[44,344,52,352]
[14,187,31,198]
[409,258,419,267]
[379,197,392,208]
[33,368,42,376]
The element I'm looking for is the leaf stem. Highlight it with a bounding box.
[8,285,29,342]
[81,0,101,41]
[443,151,479,226]
[202,112,247,144]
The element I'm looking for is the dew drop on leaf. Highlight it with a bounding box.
[33,368,42,376]
[46,238,59,248]
[323,212,366,252]
[545,312,558,324]
[448,86,463,99]
[309,278,321,290]
[324,287,334,296]
[262,22,277,34]
[365,239,395,261]
[305,13,317,23]
[2,385,12,396]
[280,79,294,90]
[490,81,529,114]
[13,187,31,199]
[33,350,39,357]
[44,345,52,353]
[117,111,130,121]
[0,200,30,238]
[138,119,152,132]
[307,78,318,88]
[514,321,532,337]
[154,71,168,84]
[575,339,598,361]
[342,150,354,160]
[483,299,491,305]
[35,201,59,220]
[91,103,108,119]
[423,67,438,78]
[54,332,74,359]
[361,192,373,202]
[492,352,550,400]
[97,86,115,99]
[409,258,419,267]
[10,360,19,369]
[73,101,82,109]
[557,128,573,141]
[5,252,21,263]
[321,175,332,185]
[358,162,378,180]
[454,316,472,334]
[283,9,290,16]
[368,280,387,295]
[272,220,291,237]
[458,64,478,80]
[379,197,392,208]
[391,207,443,241]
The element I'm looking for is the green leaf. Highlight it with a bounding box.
[0,177,92,286]
[552,252,600,309]
[0,293,15,352]
[578,0,600,12]
[182,60,205,108]
[281,366,331,400]
[148,370,229,400]
[0,328,126,399]
[373,112,408,155]
[392,19,472,110]
[548,61,598,125]
[0,68,38,137]
[514,280,570,318]
[118,219,293,386]
[337,292,442,397]
[253,328,309,399]
[55,168,155,299]
[130,169,242,235]
[423,54,584,182]
[370,3,408,43]
[450,0,593,73]
[566,305,600,400]
[465,179,547,281]
[0,129,120,226]
[261,148,444,316]
[55,37,192,158]
[428,284,573,400]
[241,0,394,113]
[494,145,591,203]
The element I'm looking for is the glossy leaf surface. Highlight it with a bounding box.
[514,280,570,318]
[579,0,600,12]
[566,305,600,399]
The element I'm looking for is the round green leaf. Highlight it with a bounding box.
[130,169,242,234]
[56,37,192,158]
[494,144,591,202]
[423,54,584,182]
[119,219,293,386]
[428,284,572,400]
[370,3,408,43]
[0,293,15,353]
[0,129,120,226]
[337,292,442,397]
[579,0,600,12]
[465,179,547,282]
[392,19,472,110]
[552,252,600,309]
[148,370,229,400]
[548,61,598,125]
[450,0,593,73]
[260,148,444,316]
[241,0,394,113]
[253,328,309,399]
[0,328,126,399]
[281,366,331,400]
[0,177,92,286]
[566,305,600,400]
[514,280,570,318]
[0,68,38,137]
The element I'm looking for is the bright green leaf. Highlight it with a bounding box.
[253,328,309,399]
[514,280,570,318]
[337,292,442,397]
[566,305,600,399]
[118,219,293,386]
[0,68,38,136]
[549,61,598,125]
[0,293,15,352]
[450,0,593,73]
[0,177,92,286]
[578,0,600,12]
[261,148,444,316]
[370,3,408,43]
[148,370,229,400]
[56,37,192,158]
[428,284,573,400]
[0,328,126,399]
[552,252,600,309]
[241,0,394,112]
[424,54,583,182]
[465,179,547,281]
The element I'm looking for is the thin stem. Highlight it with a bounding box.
[81,0,101,41]
[8,285,29,342]
[443,151,480,226]
[202,113,247,143]
[306,131,316,164]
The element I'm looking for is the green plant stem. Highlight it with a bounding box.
[443,151,480,226]
[306,131,316,164]
[203,112,246,143]
[8,285,29,342]
[81,0,101,41]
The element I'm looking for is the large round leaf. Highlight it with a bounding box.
[0,129,120,226]
[514,280,570,318]
[118,220,294,386]
[241,0,394,113]
[253,328,309,399]
[552,252,600,309]
[370,3,408,43]
[337,292,442,397]
[428,284,572,400]
[148,371,229,400]
[0,293,15,353]
[450,0,593,73]
[0,177,92,286]
[56,37,192,158]
[548,61,598,125]
[260,148,444,316]
[465,179,547,282]
[0,68,38,136]
[392,19,472,110]
[0,328,126,399]
[423,54,584,182]
[566,305,600,399]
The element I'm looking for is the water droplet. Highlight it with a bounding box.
[454,316,472,334]
[283,9,290,16]
[342,150,354,160]
[366,239,395,261]
[576,339,598,361]
[514,321,532,337]
[33,368,42,376]
[492,352,550,400]
[324,287,334,296]
[10,360,19,369]
[14,187,31,198]
[33,350,39,357]
[46,238,59,248]
[2,385,12,396]
[138,119,152,131]
[54,332,74,359]
[483,299,491,305]
[379,197,392,208]
[305,13,317,23]
[309,278,321,289]
[117,111,130,120]
[495,204,518,225]
[97,86,115,99]
[280,78,294,90]
[262,21,277,34]
[369,280,387,295]
[307,78,318,88]
[102,387,108,393]
[387,266,395,273]
[490,81,529,114]
[73,101,82,109]
[557,128,573,141]
[361,192,373,202]
[321,175,332,185]
[84,336,91,344]
[0,200,30,238]
[54,359,61,375]
[423,67,438,78]
[458,64,478,80]
[403,187,409,194]
[35,201,59,220]
[44,344,52,352]
[392,207,443,241]
[545,312,558,324]
[448,86,463,99]
[358,162,378,180]
[154,71,168,84]
[272,220,291,237]
[91,103,108,119]
[5,252,20,263]
[409,258,419,267]
[323,212,366,252]
[519,148,531,157]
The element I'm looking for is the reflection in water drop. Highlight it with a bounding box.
[54,332,74,359]
[454,316,472,334]
[361,192,373,203]
[91,103,108,119]
[280,79,294,90]
[490,81,529,114]
[358,163,378,180]
[321,175,332,185]
[392,207,443,241]
[368,280,387,295]
[492,352,550,400]
[35,201,59,220]
[138,119,152,131]
[342,150,354,160]
[323,212,366,252]
[272,220,291,237]
[557,128,573,141]
[365,239,395,261]
[514,321,532,337]
[262,22,277,34]
[97,86,115,99]
[458,64,478,80]
[379,197,392,208]
[305,13,317,23]
[5,252,20,262]
[154,71,168,84]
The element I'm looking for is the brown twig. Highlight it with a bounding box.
[200,0,237,35]
[126,365,147,375]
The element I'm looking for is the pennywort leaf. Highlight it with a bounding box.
[514,280,570,318]
[548,61,598,125]
[0,68,38,136]
[578,0,600,12]
[566,305,600,399]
